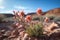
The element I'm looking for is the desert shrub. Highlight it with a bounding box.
[45,14,56,20]
[48,16,55,20]
[54,17,60,22]
[32,16,44,22]
[32,17,40,21]
[39,16,45,22]
[25,23,43,37]
[45,14,56,17]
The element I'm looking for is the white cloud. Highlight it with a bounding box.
[4,10,12,13]
[24,10,35,14]
[0,10,13,14]
[14,5,35,14]
[14,5,28,10]
[0,9,35,14]
[13,5,36,14]
[0,6,5,9]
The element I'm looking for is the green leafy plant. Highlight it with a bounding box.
[25,23,43,37]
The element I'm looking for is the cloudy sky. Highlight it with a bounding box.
[0,0,60,14]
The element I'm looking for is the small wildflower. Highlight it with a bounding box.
[15,23,20,26]
[18,11,25,18]
[44,17,49,22]
[25,15,31,22]
[18,25,23,28]
[36,8,42,15]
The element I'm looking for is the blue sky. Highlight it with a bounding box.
[0,0,60,14]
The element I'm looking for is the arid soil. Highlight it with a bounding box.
[0,21,60,40]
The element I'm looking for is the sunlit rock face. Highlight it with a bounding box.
[43,21,60,35]
[45,8,60,16]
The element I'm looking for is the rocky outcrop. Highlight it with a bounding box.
[45,8,60,16]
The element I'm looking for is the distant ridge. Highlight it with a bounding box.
[45,8,60,16]
[26,8,60,16]
[27,12,36,15]
[0,8,60,17]
[3,14,14,17]
[0,14,14,17]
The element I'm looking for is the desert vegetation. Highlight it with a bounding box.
[0,8,60,40]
